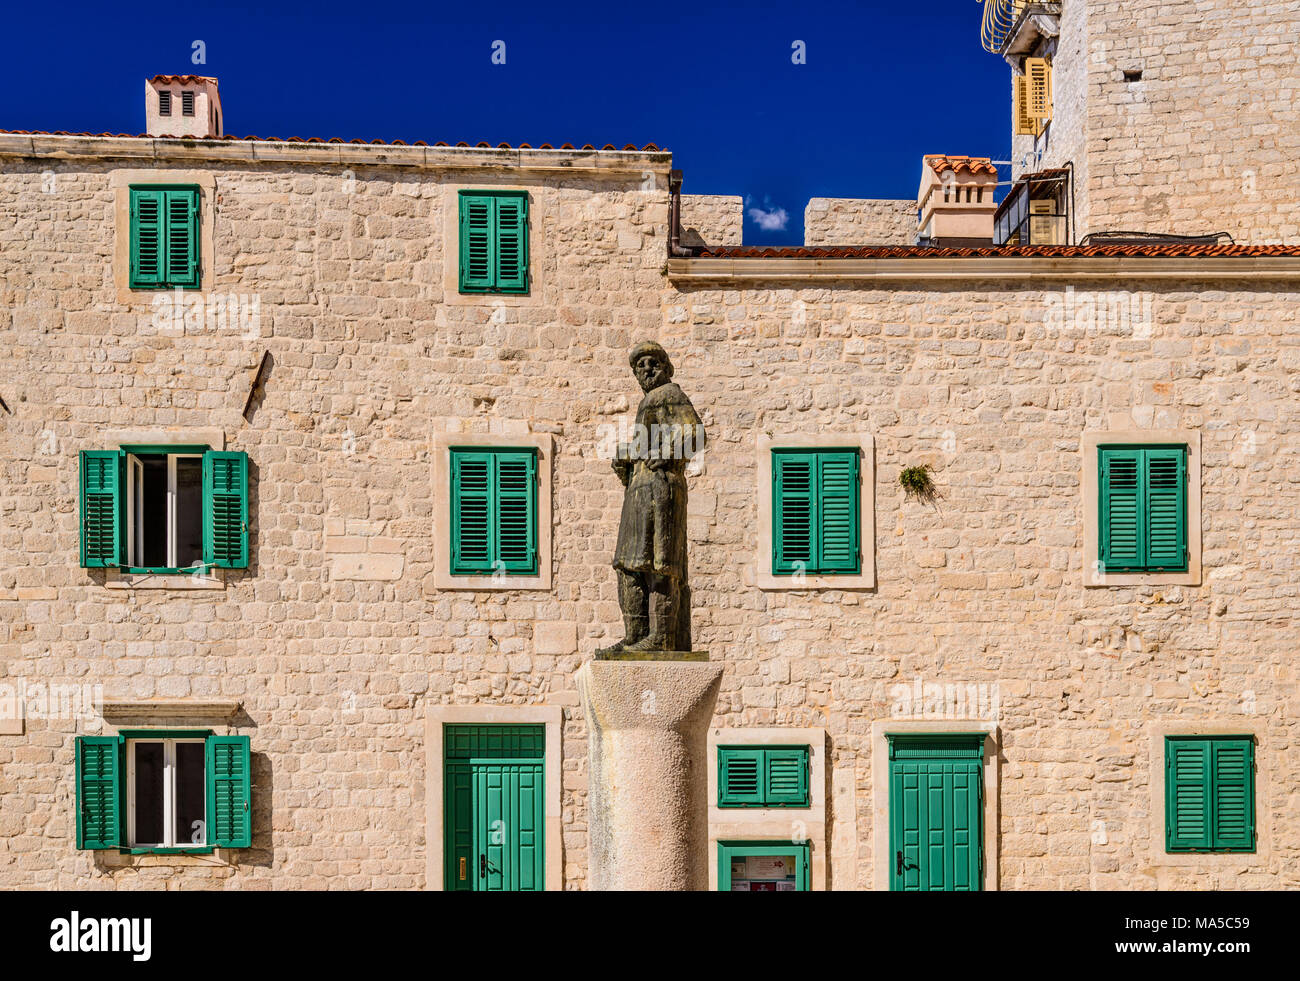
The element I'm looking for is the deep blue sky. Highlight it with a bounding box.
[0,0,1010,244]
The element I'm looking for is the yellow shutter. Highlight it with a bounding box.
[1025,57,1053,121]
[1013,75,1039,136]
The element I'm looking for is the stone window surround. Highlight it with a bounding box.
[424,703,564,892]
[706,726,829,891]
[440,182,549,306]
[98,427,228,591]
[755,433,876,591]
[1081,429,1202,587]
[1147,722,1270,869]
[871,719,1001,891]
[111,169,217,304]
[94,708,245,870]
[430,431,553,591]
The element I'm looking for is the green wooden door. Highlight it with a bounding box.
[889,735,985,891]
[444,725,545,891]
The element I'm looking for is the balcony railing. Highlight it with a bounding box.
[980,0,1028,53]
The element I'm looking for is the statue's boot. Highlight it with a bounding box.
[595,613,647,658]
[622,591,677,653]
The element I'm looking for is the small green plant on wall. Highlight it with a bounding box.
[899,464,939,505]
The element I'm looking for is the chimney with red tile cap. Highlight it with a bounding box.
[146,75,223,139]
[916,154,999,246]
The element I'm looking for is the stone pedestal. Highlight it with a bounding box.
[579,656,723,890]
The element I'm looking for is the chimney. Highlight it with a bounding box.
[916,155,999,247]
[145,75,223,139]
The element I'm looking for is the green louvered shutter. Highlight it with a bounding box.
[1166,738,1211,851]
[495,451,537,574]
[451,451,493,574]
[129,188,165,288]
[1144,447,1187,570]
[202,451,249,569]
[765,747,811,806]
[75,736,121,849]
[1210,738,1254,851]
[206,735,252,848]
[493,193,529,293]
[817,451,860,574]
[79,449,123,567]
[773,452,814,574]
[1099,448,1142,571]
[719,747,764,806]
[459,194,495,293]
[164,187,201,288]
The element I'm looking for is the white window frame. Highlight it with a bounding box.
[125,452,204,571]
[126,737,208,849]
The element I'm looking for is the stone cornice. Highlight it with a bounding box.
[0,133,672,177]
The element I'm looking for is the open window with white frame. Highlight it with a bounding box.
[127,735,208,850]
[79,444,249,574]
[125,451,204,572]
[75,729,252,854]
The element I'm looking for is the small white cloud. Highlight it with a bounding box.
[747,202,790,232]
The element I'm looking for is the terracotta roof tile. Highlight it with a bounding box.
[148,75,218,85]
[0,130,664,152]
[925,154,999,177]
[695,244,1300,259]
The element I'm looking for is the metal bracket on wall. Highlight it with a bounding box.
[242,350,272,422]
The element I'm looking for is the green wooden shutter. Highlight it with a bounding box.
[202,451,249,569]
[817,451,860,574]
[1166,738,1211,851]
[718,747,764,806]
[450,449,537,576]
[765,748,810,806]
[493,193,529,293]
[1144,447,1187,570]
[451,451,493,574]
[129,188,165,288]
[163,187,200,289]
[494,450,537,574]
[773,452,814,574]
[206,735,252,848]
[79,449,123,568]
[75,736,121,849]
[1210,738,1254,851]
[459,194,495,293]
[1100,448,1143,571]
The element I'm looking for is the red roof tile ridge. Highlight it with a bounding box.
[924,154,999,177]
[148,74,218,84]
[693,244,1300,259]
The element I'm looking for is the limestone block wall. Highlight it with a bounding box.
[804,198,917,245]
[680,194,743,248]
[0,147,1297,891]
[656,279,1299,889]
[0,153,670,889]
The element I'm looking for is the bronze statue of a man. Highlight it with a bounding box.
[597,342,706,656]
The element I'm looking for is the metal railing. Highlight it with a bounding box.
[980,0,1028,53]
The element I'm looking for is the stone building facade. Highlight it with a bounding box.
[1,4,1298,890]
[1007,0,1300,244]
